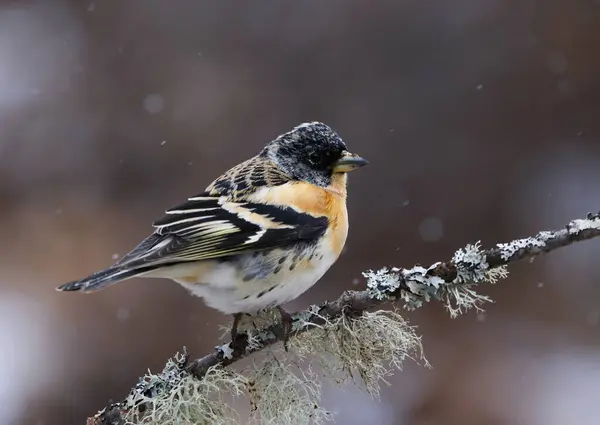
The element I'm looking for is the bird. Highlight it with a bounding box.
[56,122,368,344]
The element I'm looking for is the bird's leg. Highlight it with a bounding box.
[276,305,293,351]
[231,312,243,342]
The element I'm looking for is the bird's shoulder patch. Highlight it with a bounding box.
[205,156,291,200]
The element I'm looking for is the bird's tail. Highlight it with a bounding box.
[56,265,152,293]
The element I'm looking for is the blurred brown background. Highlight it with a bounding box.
[1,0,600,424]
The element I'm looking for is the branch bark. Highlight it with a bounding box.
[90,212,600,425]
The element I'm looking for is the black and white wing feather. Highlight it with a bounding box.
[114,156,327,269]
[129,195,327,265]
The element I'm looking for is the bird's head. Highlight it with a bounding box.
[261,122,368,187]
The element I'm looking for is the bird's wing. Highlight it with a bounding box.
[113,156,327,268]
[113,195,328,268]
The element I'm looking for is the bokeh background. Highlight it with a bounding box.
[2,0,600,424]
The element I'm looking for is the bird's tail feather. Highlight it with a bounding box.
[56,265,154,293]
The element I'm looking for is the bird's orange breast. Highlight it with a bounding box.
[251,174,349,257]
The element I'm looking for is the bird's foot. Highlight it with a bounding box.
[230,312,252,353]
[230,313,240,340]
[276,306,293,352]
[230,313,243,341]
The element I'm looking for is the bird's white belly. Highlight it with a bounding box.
[175,245,338,315]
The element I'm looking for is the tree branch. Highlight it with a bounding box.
[90,212,600,425]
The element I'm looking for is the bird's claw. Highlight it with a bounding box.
[276,306,293,351]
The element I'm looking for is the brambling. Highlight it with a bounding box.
[57,122,368,343]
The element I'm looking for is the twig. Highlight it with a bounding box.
[89,212,600,425]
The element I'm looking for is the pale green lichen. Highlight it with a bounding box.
[119,309,427,424]
[568,216,600,232]
[484,265,510,283]
[291,304,322,332]
[290,309,426,398]
[363,265,442,310]
[452,242,489,283]
[247,357,331,425]
[123,353,247,425]
[242,309,425,424]
[363,267,403,300]
[216,342,234,359]
[496,237,546,261]
[364,241,510,317]
[440,284,492,318]
[441,242,509,317]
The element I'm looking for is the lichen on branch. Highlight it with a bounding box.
[90,212,600,425]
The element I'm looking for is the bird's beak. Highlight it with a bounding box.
[332,151,369,173]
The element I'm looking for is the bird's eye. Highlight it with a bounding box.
[308,151,323,165]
